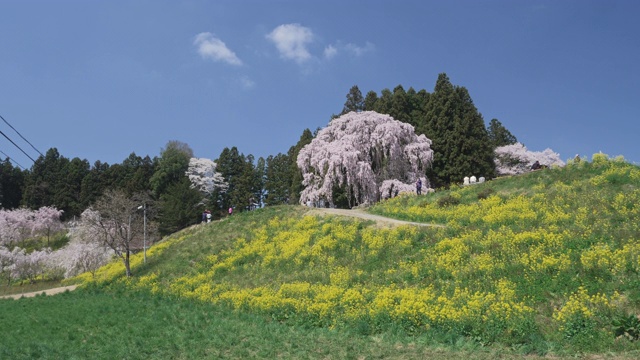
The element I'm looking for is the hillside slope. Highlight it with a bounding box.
[80,154,640,352]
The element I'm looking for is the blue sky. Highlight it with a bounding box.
[1,0,639,170]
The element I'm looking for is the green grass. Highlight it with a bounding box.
[0,287,563,360]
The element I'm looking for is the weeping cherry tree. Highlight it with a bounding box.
[297,111,433,207]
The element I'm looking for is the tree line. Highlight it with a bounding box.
[0,73,518,236]
[0,134,314,237]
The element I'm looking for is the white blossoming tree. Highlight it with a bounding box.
[297,111,433,207]
[0,246,16,285]
[48,238,112,279]
[186,157,228,205]
[494,142,565,176]
[46,212,113,279]
[11,247,51,284]
[0,208,33,247]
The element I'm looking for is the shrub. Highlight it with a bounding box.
[437,194,460,207]
[477,188,495,200]
[613,314,640,341]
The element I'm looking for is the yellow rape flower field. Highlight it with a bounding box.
[81,154,640,355]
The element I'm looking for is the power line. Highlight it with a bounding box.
[0,114,44,157]
[0,149,25,170]
[0,129,36,163]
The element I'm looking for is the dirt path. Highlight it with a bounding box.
[0,285,78,300]
[307,208,445,228]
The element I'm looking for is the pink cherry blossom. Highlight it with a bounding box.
[494,142,565,175]
[297,111,433,207]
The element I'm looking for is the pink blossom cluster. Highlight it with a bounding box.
[0,207,64,247]
[297,111,433,206]
[0,208,113,283]
[494,143,565,176]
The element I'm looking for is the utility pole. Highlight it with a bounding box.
[143,204,147,264]
[138,204,147,264]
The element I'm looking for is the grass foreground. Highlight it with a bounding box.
[1,286,574,360]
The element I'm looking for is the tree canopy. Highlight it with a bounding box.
[297,111,433,208]
[488,118,518,148]
[340,85,365,115]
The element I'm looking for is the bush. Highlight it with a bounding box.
[613,314,640,341]
[437,195,460,207]
[477,188,495,200]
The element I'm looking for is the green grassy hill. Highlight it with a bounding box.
[64,153,640,356]
[2,153,632,358]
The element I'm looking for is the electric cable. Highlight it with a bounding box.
[0,114,44,157]
[0,149,25,170]
[0,129,36,163]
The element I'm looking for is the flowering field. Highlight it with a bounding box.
[84,154,640,352]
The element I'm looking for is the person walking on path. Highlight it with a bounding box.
[416,178,422,195]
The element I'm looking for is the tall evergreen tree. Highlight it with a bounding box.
[487,118,518,148]
[340,85,365,115]
[373,88,392,114]
[237,154,258,211]
[407,87,430,130]
[363,90,378,111]
[150,141,195,232]
[149,141,193,198]
[58,157,90,218]
[253,156,266,207]
[0,159,25,209]
[264,153,290,205]
[389,85,410,123]
[80,160,110,210]
[157,177,201,236]
[215,147,259,213]
[423,73,496,187]
[287,129,314,204]
[22,148,61,210]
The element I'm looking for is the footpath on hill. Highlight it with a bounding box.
[0,285,78,300]
[307,207,445,228]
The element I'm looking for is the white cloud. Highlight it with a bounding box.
[323,44,337,60]
[194,32,243,66]
[239,75,255,90]
[266,23,314,64]
[345,41,375,57]
[322,41,375,60]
